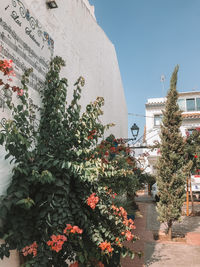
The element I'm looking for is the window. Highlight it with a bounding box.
[186,98,195,111]
[177,97,200,112]
[196,98,200,111]
[154,114,162,126]
[177,99,186,111]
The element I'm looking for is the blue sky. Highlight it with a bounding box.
[89,0,200,138]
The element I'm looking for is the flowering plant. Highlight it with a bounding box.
[0,57,137,266]
[0,59,23,96]
[184,129,200,174]
[96,134,146,199]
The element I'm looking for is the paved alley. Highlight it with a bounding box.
[121,191,200,267]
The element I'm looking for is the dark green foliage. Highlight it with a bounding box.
[184,129,200,173]
[0,57,136,266]
[156,65,186,236]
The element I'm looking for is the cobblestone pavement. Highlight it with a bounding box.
[145,242,200,267]
[121,190,200,267]
[146,202,200,234]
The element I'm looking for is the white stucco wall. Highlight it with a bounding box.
[0,1,127,265]
[0,0,128,194]
[29,0,127,138]
[145,104,163,146]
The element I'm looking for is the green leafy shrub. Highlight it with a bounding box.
[96,135,140,195]
[0,57,137,266]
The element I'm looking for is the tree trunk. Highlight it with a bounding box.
[189,173,194,215]
[167,221,172,240]
[148,183,151,195]
[186,174,189,216]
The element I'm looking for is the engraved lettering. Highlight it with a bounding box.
[0,2,53,94]
[25,27,40,47]
[11,11,22,27]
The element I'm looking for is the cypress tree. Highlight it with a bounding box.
[156,65,185,240]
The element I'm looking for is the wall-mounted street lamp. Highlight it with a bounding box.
[130,123,139,141]
[46,0,58,9]
[122,123,139,143]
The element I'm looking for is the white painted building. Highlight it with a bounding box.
[144,91,200,175]
[0,0,127,138]
[0,1,127,265]
[0,0,128,194]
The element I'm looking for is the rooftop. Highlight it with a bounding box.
[146,91,200,106]
[82,0,96,20]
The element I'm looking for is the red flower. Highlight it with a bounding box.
[63,224,72,232]
[194,154,198,158]
[47,234,67,252]
[69,262,79,267]
[104,151,109,156]
[3,59,13,68]
[110,147,115,152]
[22,241,38,257]
[87,193,99,209]
[72,226,83,234]
[99,241,113,253]
[0,59,15,76]
[64,225,83,234]
[63,224,83,237]
[17,89,24,96]
[112,193,117,199]
[125,230,134,241]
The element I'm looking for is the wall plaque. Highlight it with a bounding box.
[0,0,54,92]
[0,1,55,196]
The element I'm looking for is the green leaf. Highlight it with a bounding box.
[78,254,85,264]
[0,133,5,145]
[14,191,24,198]
[17,105,23,112]
[5,154,10,160]
[16,198,35,209]
[66,162,72,168]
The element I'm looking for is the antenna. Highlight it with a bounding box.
[160,74,165,96]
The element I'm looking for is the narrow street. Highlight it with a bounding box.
[121,190,200,267]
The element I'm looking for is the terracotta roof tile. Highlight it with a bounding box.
[182,113,200,119]
[146,101,165,106]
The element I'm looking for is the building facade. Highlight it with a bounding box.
[0,1,127,265]
[0,0,128,194]
[144,91,200,175]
